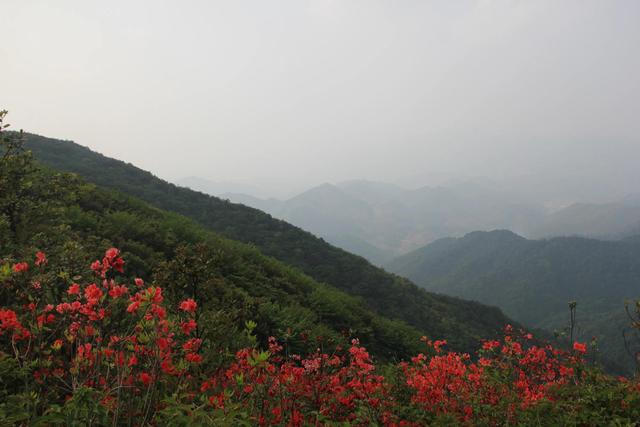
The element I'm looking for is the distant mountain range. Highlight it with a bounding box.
[386,230,640,374]
[201,179,546,264]
[184,178,640,265]
[533,202,640,240]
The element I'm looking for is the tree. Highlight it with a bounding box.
[0,110,34,245]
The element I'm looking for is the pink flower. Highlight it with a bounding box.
[134,278,144,287]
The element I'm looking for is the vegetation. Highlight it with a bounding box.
[1,113,428,362]
[2,247,640,424]
[4,114,640,424]
[23,132,513,354]
[386,230,640,374]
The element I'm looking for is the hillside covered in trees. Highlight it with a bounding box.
[386,230,640,374]
[22,132,513,354]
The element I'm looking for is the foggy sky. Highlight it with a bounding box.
[2,1,639,200]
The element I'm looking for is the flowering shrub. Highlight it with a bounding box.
[1,248,639,425]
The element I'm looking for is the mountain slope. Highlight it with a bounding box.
[1,138,429,360]
[23,132,514,354]
[386,230,640,373]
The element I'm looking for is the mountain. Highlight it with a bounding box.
[386,230,640,373]
[533,202,640,240]
[176,176,268,198]
[23,132,514,355]
[216,179,546,265]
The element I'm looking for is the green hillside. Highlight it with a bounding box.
[386,230,640,373]
[22,132,514,354]
[1,135,436,361]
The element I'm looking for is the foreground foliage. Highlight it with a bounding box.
[1,250,640,425]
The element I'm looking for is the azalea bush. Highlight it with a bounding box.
[1,249,639,425]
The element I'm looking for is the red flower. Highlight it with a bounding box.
[134,278,144,287]
[90,260,102,272]
[127,301,140,313]
[573,342,587,354]
[128,354,138,367]
[182,338,202,353]
[139,372,153,386]
[12,262,29,273]
[185,353,203,364]
[105,248,120,260]
[180,319,197,335]
[433,340,447,353]
[108,285,129,299]
[35,251,48,267]
[67,283,81,295]
[84,284,103,305]
[179,298,197,313]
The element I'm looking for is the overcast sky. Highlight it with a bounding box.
[2,0,639,199]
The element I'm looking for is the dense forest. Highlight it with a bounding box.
[386,230,640,374]
[23,132,513,354]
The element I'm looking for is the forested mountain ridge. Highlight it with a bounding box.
[23,132,513,354]
[386,230,640,373]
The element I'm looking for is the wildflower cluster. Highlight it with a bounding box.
[1,248,639,425]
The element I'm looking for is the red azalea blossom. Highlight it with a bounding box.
[185,353,203,364]
[179,298,197,313]
[35,251,48,266]
[139,372,153,386]
[84,283,103,305]
[127,301,140,313]
[108,284,129,299]
[12,262,29,273]
[573,342,587,354]
[67,283,81,295]
[180,319,197,335]
[1,247,639,425]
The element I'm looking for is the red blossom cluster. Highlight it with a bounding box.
[200,337,392,425]
[400,326,588,423]
[1,248,637,425]
[90,247,125,278]
[1,249,205,422]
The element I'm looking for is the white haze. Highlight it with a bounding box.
[2,0,639,202]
